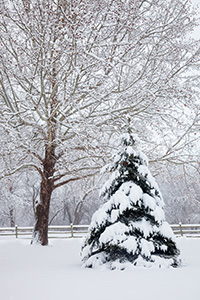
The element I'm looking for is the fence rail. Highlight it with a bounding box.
[0,223,200,239]
[0,224,89,239]
[171,223,200,238]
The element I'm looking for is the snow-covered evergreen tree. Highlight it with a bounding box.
[81,131,180,269]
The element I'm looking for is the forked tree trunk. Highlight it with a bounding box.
[31,52,58,245]
[31,147,55,245]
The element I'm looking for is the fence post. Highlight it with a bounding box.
[15,225,18,238]
[179,222,183,237]
[70,223,74,238]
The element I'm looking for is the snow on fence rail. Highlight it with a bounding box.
[0,223,200,239]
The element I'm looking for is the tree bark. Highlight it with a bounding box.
[31,147,55,245]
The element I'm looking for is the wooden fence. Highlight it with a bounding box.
[0,224,88,239]
[0,223,200,239]
[171,223,200,238]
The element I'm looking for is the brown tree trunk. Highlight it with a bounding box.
[31,147,55,245]
[31,42,58,245]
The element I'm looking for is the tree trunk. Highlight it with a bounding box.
[9,207,15,227]
[31,147,55,245]
[31,181,52,245]
[31,33,58,245]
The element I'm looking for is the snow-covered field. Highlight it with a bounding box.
[0,237,199,300]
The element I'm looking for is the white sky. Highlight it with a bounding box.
[192,0,200,38]
[192,0,200,4]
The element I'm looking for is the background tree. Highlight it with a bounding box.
[0,172,37,227]
[49,177,99,225]
[81,131,180,269]
[160,167,200,224]
[0,0,199,245]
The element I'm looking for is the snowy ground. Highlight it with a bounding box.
[0,237,199,300]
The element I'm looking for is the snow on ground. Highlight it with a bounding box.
[0,237,199,300]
